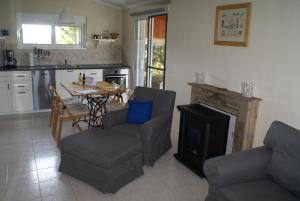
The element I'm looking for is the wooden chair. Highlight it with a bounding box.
[105,88,134,112]
[49,85,81,129]
[49,85,90,146]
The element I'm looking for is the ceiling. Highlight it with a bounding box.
[93,0,164,9]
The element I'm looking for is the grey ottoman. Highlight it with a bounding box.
[59,128,144,193]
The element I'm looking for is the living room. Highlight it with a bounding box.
[0,0,299,201]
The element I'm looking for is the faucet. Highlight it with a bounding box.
[64,59,68,66]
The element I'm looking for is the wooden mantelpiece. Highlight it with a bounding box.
[189,83,262,152]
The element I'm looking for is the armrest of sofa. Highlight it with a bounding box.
[203,146,272,187]
[103,108,128,129]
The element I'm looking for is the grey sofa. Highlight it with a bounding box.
[203,121,300,201]
[59,87,176,193]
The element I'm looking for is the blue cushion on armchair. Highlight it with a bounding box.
[127,100,152,124]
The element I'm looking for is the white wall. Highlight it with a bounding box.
[166,0,300,147]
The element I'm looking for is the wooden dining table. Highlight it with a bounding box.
[61,82,117,128]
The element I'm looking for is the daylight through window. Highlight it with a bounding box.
[17,12,86,49]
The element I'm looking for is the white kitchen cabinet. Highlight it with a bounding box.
[11,71,33,112]
[11,83,33,111]
[55,69,78,99]
[0,81,12,112]
[11,71,32,83]
[0,71,33,113]
[55,69,103,99]
[85,69,103,81]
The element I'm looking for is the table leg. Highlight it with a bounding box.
[84,95,109,128]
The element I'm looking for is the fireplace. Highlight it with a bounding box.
[174,104,230,177]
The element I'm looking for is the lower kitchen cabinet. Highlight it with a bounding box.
[0,68,105,113]
[0,71,33,113]
[0,81,12,112]
[11,83,33,111]
[56,70,78,100]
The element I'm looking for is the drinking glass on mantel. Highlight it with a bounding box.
[195,72,205,84]
[241,81,255,97]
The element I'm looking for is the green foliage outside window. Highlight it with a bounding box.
[55,26,81,45]
[144,40,165,89]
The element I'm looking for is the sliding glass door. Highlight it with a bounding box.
[135,14,167,89]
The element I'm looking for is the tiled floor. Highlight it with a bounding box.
[0,112,208,201]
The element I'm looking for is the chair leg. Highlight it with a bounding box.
[49,108,53,127]
[57,118,64,146]
[74,119,83,132]
[52,112,58,140]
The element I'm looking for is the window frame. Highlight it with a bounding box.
[16,12,87,49]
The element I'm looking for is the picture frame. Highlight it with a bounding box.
[214,2,252,47]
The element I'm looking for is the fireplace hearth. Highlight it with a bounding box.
[174,104,230,177]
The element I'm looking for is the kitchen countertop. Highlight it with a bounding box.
[0,64,130,71]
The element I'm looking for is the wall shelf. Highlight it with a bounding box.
[93,39,119,42]
[0,36,7,40]
[93,38,121,48]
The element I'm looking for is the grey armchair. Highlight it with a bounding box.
[103,86,176,165]
[59,87,176,193]
[203,121,300,201]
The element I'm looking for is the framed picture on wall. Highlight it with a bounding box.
[214,2,252,47]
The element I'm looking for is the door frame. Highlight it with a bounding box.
[145,14,168,89]
[133,13,168,89]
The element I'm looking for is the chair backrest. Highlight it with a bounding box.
[132,87,176,117]
[49,85,65,112]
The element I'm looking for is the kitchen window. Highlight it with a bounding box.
[55,26,82,45]
[17,12,86,49]
[22,24,52,44]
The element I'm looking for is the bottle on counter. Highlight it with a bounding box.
[82,73,86,85]
[78,73,82,84]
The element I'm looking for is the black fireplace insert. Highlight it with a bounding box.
[174,104,230,177]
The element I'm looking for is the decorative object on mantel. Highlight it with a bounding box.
[189,82,262,152]
[241,81,255,97]
[214,2,252,47]
[195,72,204,84]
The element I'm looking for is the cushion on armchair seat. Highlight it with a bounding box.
[220,178,299,201]
[110,123,142,139]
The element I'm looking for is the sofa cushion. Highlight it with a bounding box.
[127,100,152,124]
[60,128,142,170]
[264,121,300,198]
[220,179,299,201]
